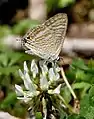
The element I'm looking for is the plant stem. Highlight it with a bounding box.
[60,67,77,99]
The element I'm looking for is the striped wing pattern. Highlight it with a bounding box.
[21,13,68,61]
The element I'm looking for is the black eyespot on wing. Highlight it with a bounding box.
[23,38,27,43]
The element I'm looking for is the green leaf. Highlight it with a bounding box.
[72,82,91,98]
[0,25,12,38]
[46,0,58,13]
[68,114,85,119]
[89,86,94,97]
[71,58,88,70]
[72,82,91,90]
[18,53,34,62]
[14,103,26,118]
[88,59,94,68]
[88,86,94,106]
[8,52,23,66]
[59,109,68,119]
[0,53,8,66]
[0,92,17,109]
[80,94,94,119]
[12,19,39,35]
[58,0,75,8]
[0,66,19,75]
[67,58,94,83]
[35,112,42,119]
[75,70,86,81]
[61,86,72,103]
[71,59,94,74]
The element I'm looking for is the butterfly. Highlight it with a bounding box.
[21,13,68,61]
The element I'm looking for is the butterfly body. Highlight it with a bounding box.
[21,13,68,61]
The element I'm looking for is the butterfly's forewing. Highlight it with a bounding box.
[43,13,68,59]
[21,13,68,60]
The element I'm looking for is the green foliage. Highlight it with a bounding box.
[0,45,34,118]
[0,19,39,39]
[58,0,75,8]
[0,18,40,118]
[46,0,58,13]
[61,86,71,103]
[64,58,94,119]
[0,49,94,119]
[35,112,43,119]
[12,19,39,35]
[80,95,94,119]
[46,0,75,13]
[67,58,94,84]
[0,92,17,109]
[0,25,12,38]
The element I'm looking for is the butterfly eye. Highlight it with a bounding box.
[27,36,30,39]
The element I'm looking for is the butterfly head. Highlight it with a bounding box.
[21,36,30,50]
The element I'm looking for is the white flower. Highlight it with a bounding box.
[17,96,31,103]
[15,84,40,103]
[48,84,62,94]
[19,69,37,92]
[24,61,29,73]
[15,84,24,96]
[15,60,65,118]
[48,68,60,83]
[40,74,49,90]
[18,69,25,80]
[41,63,48,76]
[53,84,62,94]
[31,60,38,78]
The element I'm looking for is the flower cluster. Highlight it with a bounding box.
[15,60,65,118]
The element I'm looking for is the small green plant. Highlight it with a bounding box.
[0,45,34,117]
[66,58,94,119]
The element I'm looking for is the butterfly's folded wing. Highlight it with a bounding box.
[43,13,68,59]
[22,13,68,60]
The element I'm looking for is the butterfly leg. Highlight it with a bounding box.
[25,50,35,55]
